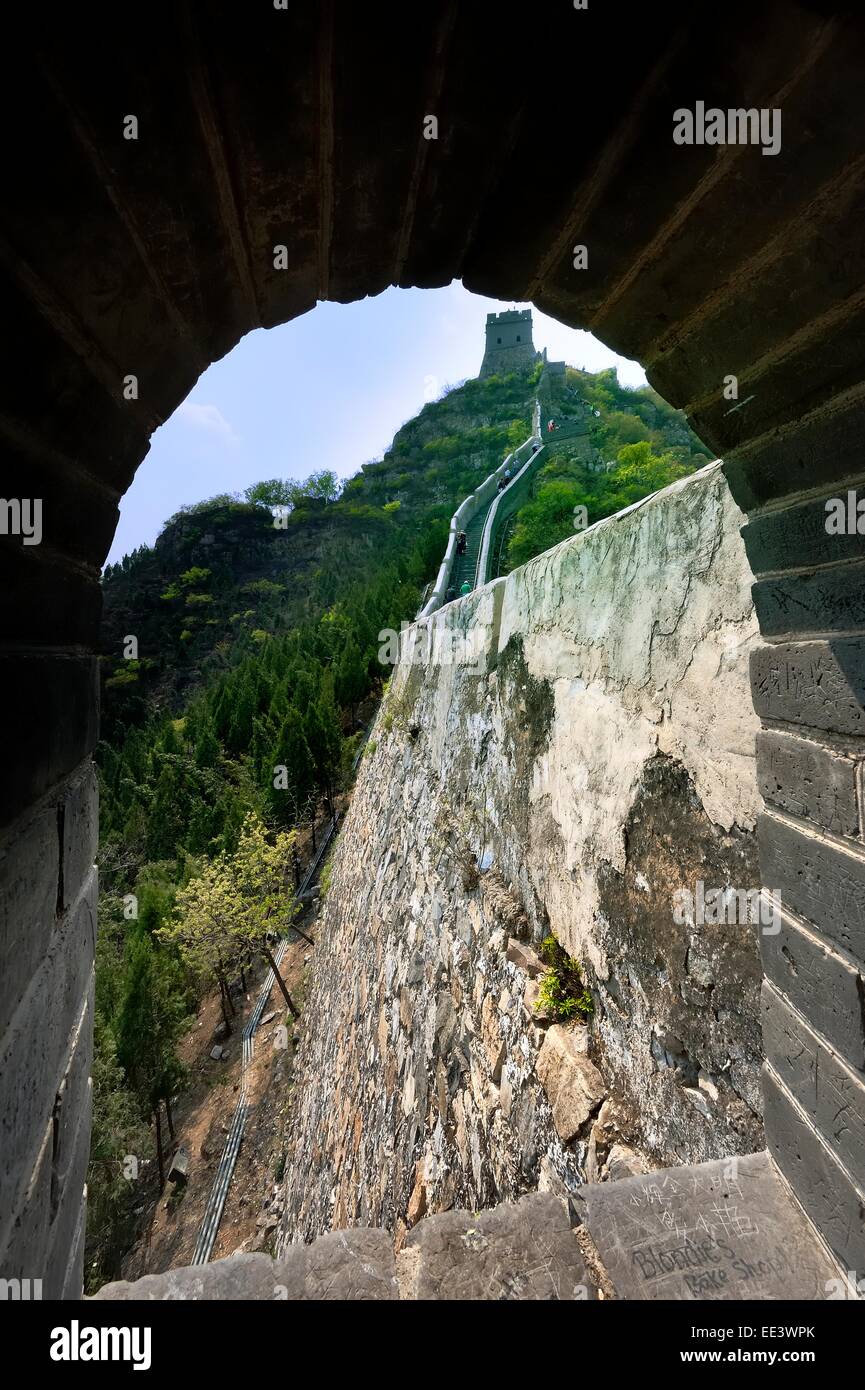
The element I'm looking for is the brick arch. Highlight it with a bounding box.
[2,2,864,1294]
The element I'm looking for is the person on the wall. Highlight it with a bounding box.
[446,585,456,603]
[547,418,556,433]
[460,580,471,596]
[456,530,467,555]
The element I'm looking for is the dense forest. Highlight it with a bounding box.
[505,363,711,569]
[87,360,708,1288]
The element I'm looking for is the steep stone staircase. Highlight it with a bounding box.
[450,511,485,594]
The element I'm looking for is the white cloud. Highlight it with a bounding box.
[177,401,240,444]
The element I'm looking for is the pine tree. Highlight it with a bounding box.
[194,720,220,769]
[226,673,257,753]
[268,706,314,826]
[305,693,342,818]
[335,637,367,727]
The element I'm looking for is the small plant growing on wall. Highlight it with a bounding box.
[536,934,593,1022]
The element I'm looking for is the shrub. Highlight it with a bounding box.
[179,567,212,588]
[536,934,593,1022]
[105,667,139,689]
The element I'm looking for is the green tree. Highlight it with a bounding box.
[163,815,302,1017]
[244,479,295,509]
[85,1013,150,1293]
[226,674,257,753]
[194,720,220,769]
[299,469,340,502]
[335,637,367,727]
[507,480,585,569]
[269,706,315,826]
[305,691,342,818]
[115,929,189,1186]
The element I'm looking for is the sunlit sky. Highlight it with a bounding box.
[107,282,647,566]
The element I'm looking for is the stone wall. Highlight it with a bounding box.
[280,463,764,1247]
[0,760,96,1298]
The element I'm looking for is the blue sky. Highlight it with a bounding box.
[107,282,647,566]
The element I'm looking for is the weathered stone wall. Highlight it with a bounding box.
[0,760,96,1298]
[280,463,764,1247]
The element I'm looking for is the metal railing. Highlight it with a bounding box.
[191,936,290,1265]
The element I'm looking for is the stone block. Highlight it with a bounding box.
[756,728,859,839]
[763,1065,865,1275]
[53,1025,93,1213]
[753,562,865,641]
[480,991,505,1082]
[396,1192,596,1300]
[60,763,99,915]
[59,1199,87,1301]
[0,1121,53,1282]
[762,981,865,1193]
[95,1230,398,1300]
[0,657,99,829]
[280,1229,398,1299]
[506,939,545,978]
[742,490,865,576]
[1,451,119,570]
[574,1150,838,1300]
[0,546,103,648]
[759,905,865,1072]
[535,1025,605,1143]
[750,639,865,739]
[0,799,59,1039]
[605,1144,652,1182]
[758,811,865,965]
[94,1254,290,1301]
[723,397,865,513]
[523,977,553,1023]
[0,870,96,1218]
[43,1092,92,1299]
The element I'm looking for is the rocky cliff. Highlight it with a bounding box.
[279,462,764,1248]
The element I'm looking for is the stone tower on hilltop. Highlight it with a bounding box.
[479,308,539,378]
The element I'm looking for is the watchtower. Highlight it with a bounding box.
[479,308,538,378]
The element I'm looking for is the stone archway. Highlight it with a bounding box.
[1,2,864,1295]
